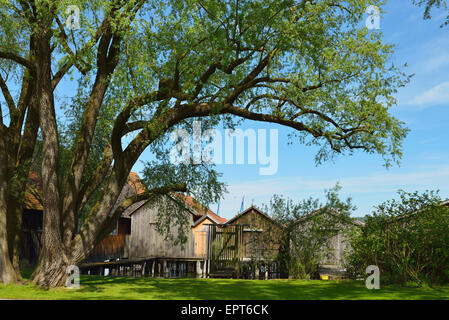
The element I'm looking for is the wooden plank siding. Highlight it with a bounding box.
[207,224,245,273]
[291,211,362,268]
[226,207,282,262]
[192,217,216,258]
[128,197,196,259]
[85,218,131,262]
[86,234,130,262]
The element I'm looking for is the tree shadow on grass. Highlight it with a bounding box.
[73,276,449,300]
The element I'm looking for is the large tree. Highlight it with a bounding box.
[0,0,410,287]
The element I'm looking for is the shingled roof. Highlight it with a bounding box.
[24,171,43,211]
[116,172,148,218]
[225,205,273,225]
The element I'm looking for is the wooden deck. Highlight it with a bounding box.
[79,256,209,278]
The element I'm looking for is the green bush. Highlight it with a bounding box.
[346,191,449,285]
[287,258,320,280]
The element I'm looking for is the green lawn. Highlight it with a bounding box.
[1,275,449,300]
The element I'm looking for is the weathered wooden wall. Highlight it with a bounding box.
[192,218,213,258]
[85,218,131,262]
[291,213,356,267]
[227,208,282,261]
[129,197,195,259]
[86,234,130,262]
[320,232,353,266]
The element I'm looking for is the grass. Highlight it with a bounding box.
[1,274,449,300]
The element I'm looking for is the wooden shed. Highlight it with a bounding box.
[192,214,226,258]
[291,209,365,278]
[225,206,282,261]
[128,195,196,259]
[203,206,283,279]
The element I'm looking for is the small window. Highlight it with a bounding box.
[117,217,131,235]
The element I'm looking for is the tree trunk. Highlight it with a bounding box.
[30,251,71,287]
[7,92,39,275]
[6,169,28,279]
[0,136,18,284]
[6,199,23,279]
[0,217,17,284]
[30,32,67,287]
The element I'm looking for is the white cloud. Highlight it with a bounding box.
[411,81,449,107]
[423,55,449,72]
[226,166,449,196]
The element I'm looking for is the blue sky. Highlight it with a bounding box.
[134,2,449,220]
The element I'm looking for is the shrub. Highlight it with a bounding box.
[346,191,449,285]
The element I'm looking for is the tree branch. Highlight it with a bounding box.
[54,17,89,76]
[75,144,114,217]
[0,74,16,114]
[0,51,34,71]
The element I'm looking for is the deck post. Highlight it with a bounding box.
[151,259,155,277]
[207,259,210,277]
[196,260,202,276]
[201,260,205,278]
[163,260,168,276]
